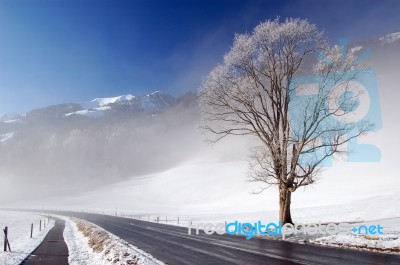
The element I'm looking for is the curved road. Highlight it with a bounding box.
[46,211,399,265]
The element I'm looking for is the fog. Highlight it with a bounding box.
[0,103,208,203]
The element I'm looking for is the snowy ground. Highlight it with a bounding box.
[0,211,54,265]
[60,215,163,265]
[3,131,400,254]
[312,218,400,254]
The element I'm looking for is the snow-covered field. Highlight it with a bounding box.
[61,216,163,265]
[3,112,399,253]
[0,211,54,265]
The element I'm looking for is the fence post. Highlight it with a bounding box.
[44,219,46,228]
[39,220,42,231]
[3,226,11,252]
[30,223,33,238]
[3,226,7,251]
[178,217,180,225]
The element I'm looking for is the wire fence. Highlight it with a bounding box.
[2,214,51,253]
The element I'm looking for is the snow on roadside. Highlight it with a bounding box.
[313,234,400,253]
[62,216,164,265]
[312,218,400,254]
[0,211,54,265]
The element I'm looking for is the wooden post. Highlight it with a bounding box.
[3,226,7,251]
[44,219,46,228]
[30,223,33,238]
[178,217,180,224]
[3,226,11,252]
[39,220,42,231]
[6,233,11,252]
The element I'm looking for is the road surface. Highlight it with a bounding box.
[43,211,400,265]
[21,217,69,265]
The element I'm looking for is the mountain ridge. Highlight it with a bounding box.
[0,91,196,123]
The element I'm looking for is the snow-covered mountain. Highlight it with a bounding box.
[0,91,192,126]
[68,91,178,118]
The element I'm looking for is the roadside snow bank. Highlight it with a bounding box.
[0,211,54,265]
[312,218,400,254]
[63,217,164,265]
[314,234,400,253]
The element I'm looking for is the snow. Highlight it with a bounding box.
[379,32,400,44]
[65,106,111,118]
[3,119,24,124]
[3,145,399,253]
[313,218,400,253]
[8,125,400,222]
[0,113,19,122]
[0,132,15,143]
[86,94,136,108]
[65,91,172,117]
[61,216,163,265]
[96,106,113,111]
[141,91,171,109]
[67,94,137,117]
[0,211,54,265]
[18,155,399,219]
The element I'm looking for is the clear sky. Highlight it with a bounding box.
[0,0,399,113]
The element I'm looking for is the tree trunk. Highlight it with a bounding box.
[279,183,293,224]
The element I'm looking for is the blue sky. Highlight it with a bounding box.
[0,0,399,113]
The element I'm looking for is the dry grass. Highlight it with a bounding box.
[363,235,380,241]
[74,218,140,264]
[75,219,110,252]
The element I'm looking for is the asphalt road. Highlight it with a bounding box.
[21,217,69,265]
[42,211,400,265]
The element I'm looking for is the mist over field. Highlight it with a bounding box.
[0,94,206,202]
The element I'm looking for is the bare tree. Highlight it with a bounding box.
[199,18,373,224]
